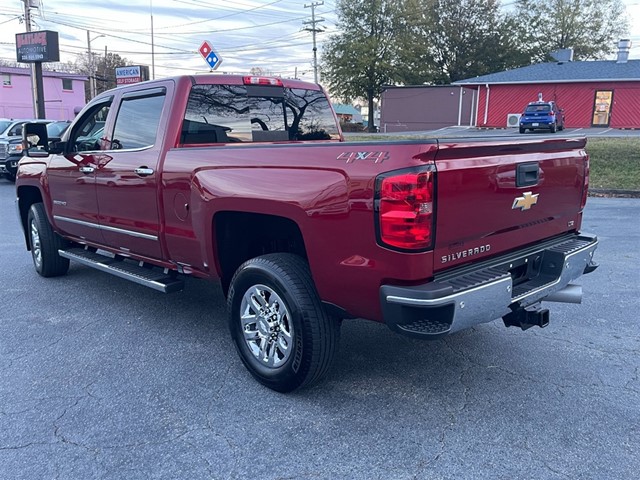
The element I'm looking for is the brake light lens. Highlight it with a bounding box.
[377,169,435,250]
[243,76,284,86]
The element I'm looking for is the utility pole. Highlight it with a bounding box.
[22,0,45,118]
[103,45,107,93]
[150,0,155,79]
[303,1,324,84]
[87,30,95,99]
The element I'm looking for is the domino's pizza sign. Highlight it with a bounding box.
[199,41,222,70]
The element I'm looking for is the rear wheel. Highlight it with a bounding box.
[27,203,70,277]
[227,253,340,392]
[550,123,557,133]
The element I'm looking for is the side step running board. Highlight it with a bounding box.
[59,248,185,293]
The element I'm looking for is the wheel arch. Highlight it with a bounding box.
[213,211,308,295]
[17,185,44,250]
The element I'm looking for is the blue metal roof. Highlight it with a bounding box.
[453,60,640,85]
[332,103,360,115]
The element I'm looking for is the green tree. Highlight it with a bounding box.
[75,52,133,97]
[95,52,133,94]
[321,0,403,131]
[399,0,529,84]
[511,0,629,61]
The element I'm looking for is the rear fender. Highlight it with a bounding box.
[192,166,350,280]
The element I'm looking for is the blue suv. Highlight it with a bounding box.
[519,101,565,133]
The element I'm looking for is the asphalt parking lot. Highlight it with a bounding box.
[1,178,638,479]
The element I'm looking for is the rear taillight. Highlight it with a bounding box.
[580,154,590,209]
[376,167,435,251]
[549,111,555,116]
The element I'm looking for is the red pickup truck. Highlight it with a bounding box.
[16,75,598,392]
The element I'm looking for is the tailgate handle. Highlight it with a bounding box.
[516,163,539,187]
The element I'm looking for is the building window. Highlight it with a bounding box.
[2,74,10,86]
[62,78,73,91]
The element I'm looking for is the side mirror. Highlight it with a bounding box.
[22,123,50,158]
[47,138,66,154]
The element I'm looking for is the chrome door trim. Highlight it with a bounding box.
[54,215,158,241]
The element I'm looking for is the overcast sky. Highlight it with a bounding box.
[0,0,638,82]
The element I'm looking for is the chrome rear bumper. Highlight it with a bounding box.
[380,234,598,338]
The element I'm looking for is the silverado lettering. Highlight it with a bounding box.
[15,74,599,393]
[441,245,491,264]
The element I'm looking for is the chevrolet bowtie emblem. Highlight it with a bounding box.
[512,192,539,211]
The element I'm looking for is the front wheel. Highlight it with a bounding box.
[227,253,340,392]
[27,203,70,277]
[519,126,525,134]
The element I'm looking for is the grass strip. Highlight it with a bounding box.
[586,138,640,191]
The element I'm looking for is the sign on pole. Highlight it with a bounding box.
[15,30,60,63]
[199,41,222,70]
[115,65,150,86]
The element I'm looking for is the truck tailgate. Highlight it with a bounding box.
[432,137,588,272]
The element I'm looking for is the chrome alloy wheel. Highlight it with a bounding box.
[240,284,293,368]
[30,219,42,268]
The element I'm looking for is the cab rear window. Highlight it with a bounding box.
[180,84,339,144]
[525,104,551,113]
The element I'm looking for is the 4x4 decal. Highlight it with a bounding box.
[338,151,389,164]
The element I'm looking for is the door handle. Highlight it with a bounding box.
[134,167,154,177]
[79,166,95,174]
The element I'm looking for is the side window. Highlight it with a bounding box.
[69,101,111,153]
[9,123,24,136]
[112,91,165,150]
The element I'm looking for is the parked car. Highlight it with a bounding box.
[0,119,33,139]
[0,119,60,181]
[519,101,565,133]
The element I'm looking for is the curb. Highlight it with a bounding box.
[589,188,640,198]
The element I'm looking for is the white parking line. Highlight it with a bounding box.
[432,126,473,132]
[595,128,613,135]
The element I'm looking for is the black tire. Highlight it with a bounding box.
[519,127,525,134]
[227,253,340,392]
[27,203,70,277]
[550,123,557,133]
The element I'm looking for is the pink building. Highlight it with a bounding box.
[1,66,87,120]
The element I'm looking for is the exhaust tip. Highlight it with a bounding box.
[544,284,582,304]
